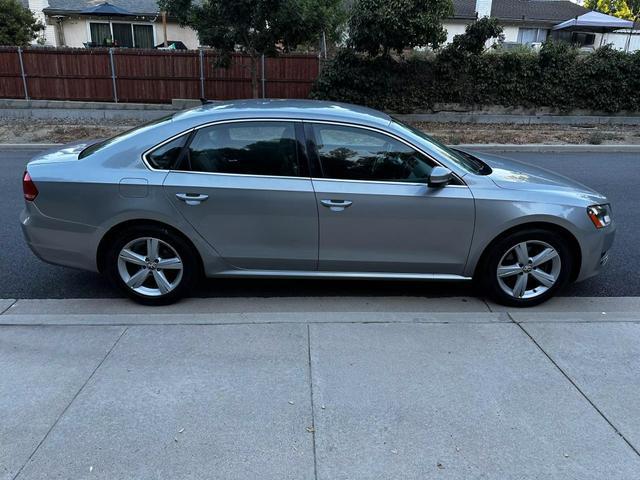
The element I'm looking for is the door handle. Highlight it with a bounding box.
[320,199,353,212]
[176,193,209,205]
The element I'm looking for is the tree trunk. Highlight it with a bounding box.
[250,55,259,99]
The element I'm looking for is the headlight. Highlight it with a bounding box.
[587,204,612,229]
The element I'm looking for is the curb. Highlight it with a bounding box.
[455,144,640,153]
[3,143,640,153]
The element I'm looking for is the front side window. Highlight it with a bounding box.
[185,121,300,177]
[312,124,434,182]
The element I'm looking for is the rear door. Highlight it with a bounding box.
[162,120,318,271]
[306,122,475,275]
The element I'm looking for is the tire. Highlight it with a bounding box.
[104,225,199,306]
[478,228,573,307]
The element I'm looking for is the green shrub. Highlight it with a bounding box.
[311,42,640,113]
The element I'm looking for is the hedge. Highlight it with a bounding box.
[310,43,640,113]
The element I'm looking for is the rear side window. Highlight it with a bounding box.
[312,124,434,182]
[146,133,189,169]
[184,121,300,177]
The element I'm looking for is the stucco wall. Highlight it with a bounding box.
[28,0,57,45]
[443,22,468,44]
[155,22,200,49]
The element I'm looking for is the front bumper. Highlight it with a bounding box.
[20,202,101,272]
[575,221,616,282]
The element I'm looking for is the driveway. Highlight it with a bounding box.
[1,296,640,479]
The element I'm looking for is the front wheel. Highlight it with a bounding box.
[104,225,199,305]
[479,229,573,307]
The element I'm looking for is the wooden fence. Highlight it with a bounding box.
[0,47,321,103]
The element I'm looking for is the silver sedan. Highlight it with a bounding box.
[20,100,615,306]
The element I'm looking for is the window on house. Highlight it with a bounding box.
[133,25,154,48]
[89,22,111,46]
[112,23,133,47]
[571,32,596,46]
[517,28,548,44]
[89,22,154,48]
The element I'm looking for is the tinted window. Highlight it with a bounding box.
[391,118,487,175]
[146,134,188,169]
[79,114,174,159]
[185,122,299,177]
[312,124,434,182]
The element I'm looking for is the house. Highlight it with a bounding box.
[26,0,637,52]
[445,0,639,51]
[447,0,589,46]
[25,0,199,48]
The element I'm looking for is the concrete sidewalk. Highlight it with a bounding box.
[2,297,640,479]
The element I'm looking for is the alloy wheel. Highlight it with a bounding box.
[117,237,183,297]
[496,240,561,299]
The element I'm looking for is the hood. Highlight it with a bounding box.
[468,151,606,200]
[28,139,102,166]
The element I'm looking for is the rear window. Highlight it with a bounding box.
[78,114,174,159]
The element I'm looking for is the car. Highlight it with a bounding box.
[20,99,615,306]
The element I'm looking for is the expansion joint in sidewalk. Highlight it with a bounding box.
[11,327,129,480]
[306,324,319,480]
[0,299,17,315]
[508,312,640,459]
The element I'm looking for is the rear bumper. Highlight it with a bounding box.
[20,202,101,272]
[575,221,616,282]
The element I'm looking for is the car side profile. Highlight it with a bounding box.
[21,99,615,306]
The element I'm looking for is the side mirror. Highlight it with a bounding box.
[428,166,453,188]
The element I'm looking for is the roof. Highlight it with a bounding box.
[489,0,589,22]
[452,0,478,19]
[171,99,392,129]
[43,0,591,25]
[44,0,160,15]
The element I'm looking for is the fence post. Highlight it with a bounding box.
[108,48,118,103]
[261,54,266,99]
[17,47,29,101]
[199,48,205,99]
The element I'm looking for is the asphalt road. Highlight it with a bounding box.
[1,147,638,299]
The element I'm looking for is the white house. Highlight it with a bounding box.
[25,0,638,52]
[24,0,199,49]
[444,0,639,51]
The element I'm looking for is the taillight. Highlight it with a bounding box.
[23,171,38,201]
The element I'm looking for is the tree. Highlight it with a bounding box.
[0,0,43,46]
[160,0,344,98]
[584,0,633,19]
[443,17,504,55]
[347,0,453,56]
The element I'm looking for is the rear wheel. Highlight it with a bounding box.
[104,225,199,305]
[479,228,573,307]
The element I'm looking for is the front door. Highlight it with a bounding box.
[307,122,475,274]
[163,120,318,271]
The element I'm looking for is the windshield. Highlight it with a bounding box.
[78,114,175,159]
[391,118,489,174]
